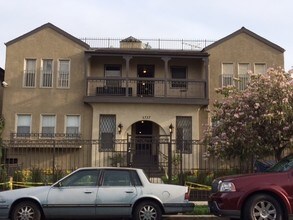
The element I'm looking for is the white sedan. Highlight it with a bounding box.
[0,167,194,220]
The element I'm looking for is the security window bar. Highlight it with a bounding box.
[24,59,36,87]
[99,115,116,151]
[238,63,250,91]
[41,115,56,138]
[57,60,70,88]
[221,63,233,87]
[16,114,32,137]
[41,59,53,87]
[176,116,192,154]
[171,66,187,88]
[66,115,80,138]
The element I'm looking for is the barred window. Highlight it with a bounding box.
[24,59,36,87]
[221,63,233,87]
[41,59,53,88]
[176,116,192,154]
[238,63,250,91]
[57,60,70,88]
[16,114,31,137]
[99,115,116,151]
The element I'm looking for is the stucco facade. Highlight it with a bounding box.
[1,23,285,173]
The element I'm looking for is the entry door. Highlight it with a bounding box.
[134,121,153,166]
[137,65,154,97]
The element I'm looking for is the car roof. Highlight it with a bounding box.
[76,167,142,171]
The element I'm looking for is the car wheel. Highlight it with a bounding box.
[244,194,283,220]
[11,201,41,220]
[133,200,162,220]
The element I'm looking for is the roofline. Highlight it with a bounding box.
[204,27,285,53]
[85,48,209,58]
[5,22,90,49]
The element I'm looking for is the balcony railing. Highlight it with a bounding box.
[80,38,215,50]
[10,133,82,140]
[86,77,207,100]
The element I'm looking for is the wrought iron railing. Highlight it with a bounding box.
[86,77,207,99]
[80,37,215,50]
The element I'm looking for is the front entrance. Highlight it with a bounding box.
[131,120,159,168]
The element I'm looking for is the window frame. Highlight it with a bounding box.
[170,66,187,88]
[23,58,37,88]
[99,114,116,151]
[16,114,32,137]
[65,115,81,138]
[57,59,70,88]
[41,114,56,138]
[41,59,54,88]
[221,63,234,87]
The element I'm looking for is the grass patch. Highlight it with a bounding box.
[187,205,210,215]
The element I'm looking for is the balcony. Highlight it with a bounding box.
[84,77,208,105]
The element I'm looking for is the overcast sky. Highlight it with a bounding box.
[0,0,292,70]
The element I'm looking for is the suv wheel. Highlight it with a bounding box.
[244,194,283,220]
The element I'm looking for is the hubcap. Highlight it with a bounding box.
[17,206,34,220]
[139,205,157,220]
[253,200,277,220]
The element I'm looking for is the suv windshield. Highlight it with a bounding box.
[267,154,293,172]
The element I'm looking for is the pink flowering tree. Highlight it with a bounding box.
[203,68,293,162]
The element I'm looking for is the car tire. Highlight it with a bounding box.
[133,200,162,220]
[243,194,283,220]
[11,201,41,220]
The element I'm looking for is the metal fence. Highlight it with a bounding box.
[1,137,245,179]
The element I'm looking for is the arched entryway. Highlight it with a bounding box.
[130,120,160,168]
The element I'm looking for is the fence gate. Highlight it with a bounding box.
[127,133,172,179]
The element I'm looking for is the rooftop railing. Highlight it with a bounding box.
[80,37,216,50]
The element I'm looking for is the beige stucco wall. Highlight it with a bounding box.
[2,27,93,139]
[207,32,284,106]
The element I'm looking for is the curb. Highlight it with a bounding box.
[163,215,228,220]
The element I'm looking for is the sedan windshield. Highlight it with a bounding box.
[267,154,293,172]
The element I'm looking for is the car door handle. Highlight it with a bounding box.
[84,191,93,194]
[125,190,134,193]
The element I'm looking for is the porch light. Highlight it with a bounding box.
[118,123,123,134]
[169,123,174,134]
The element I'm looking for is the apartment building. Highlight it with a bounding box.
[1,23,284,174]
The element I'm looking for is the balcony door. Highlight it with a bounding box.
[137,65,154,97]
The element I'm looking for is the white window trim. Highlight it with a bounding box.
[16,113,32,134]
[23,58,37,88]
[65,115,81,134]
[40,114,57,137]
[57,59,71,89]
[40,59,54,88]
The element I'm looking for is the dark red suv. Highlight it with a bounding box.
[209,154,293,220]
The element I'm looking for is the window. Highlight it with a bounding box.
[57,60,70,88]
[16,114,31,137]
[105,65,121,87]
[171,66,187,88]
[41,115,56,137]
[254,63,266,74]
[60,170,100,187]
[238,63,250,90]
[66,115,80,138]
[176,116,192,154]
[24,59,36,87]
[99,115,116,151]
[221,63,233,87]
[102,170,132,186]
[41,59,53,87]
